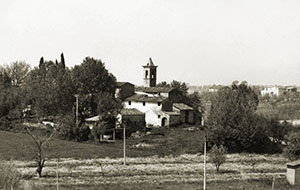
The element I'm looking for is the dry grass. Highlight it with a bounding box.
[8,153,294,189]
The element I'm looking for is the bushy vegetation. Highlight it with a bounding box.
[283,132,300,161]
[257,92,300,120]
[0,161,22,190]
[207,82,293,153]
[209,145,227,172]
[0,55,122,143]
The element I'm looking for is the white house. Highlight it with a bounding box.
[124,93,180,127]
[119,58,194,127]
[261,87,284,96]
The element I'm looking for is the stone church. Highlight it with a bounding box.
[116,58,196,127]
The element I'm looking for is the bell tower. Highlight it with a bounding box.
[143,57,157,87]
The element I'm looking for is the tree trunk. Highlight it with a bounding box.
[36,159,45,177]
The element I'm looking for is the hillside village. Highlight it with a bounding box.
[84,58,201,141]
[1,55,300,189]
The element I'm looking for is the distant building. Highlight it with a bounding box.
[143,58,157,87]
[260,87,285,96]
[208,88,218,93]
[173,103,195,124]
[286,86,297,93]
[261,86,298,96]
[115,82,135,100]
[120,58,195,127]
[279,120,300,127]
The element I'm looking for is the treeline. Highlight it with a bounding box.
[257,92,300,120]
[0,54,121,142]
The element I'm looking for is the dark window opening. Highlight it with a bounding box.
[145,70,148,78]
[128,101,131,105]
[143,102,146,106]
[158,115,161,118]
[158,102,161,106]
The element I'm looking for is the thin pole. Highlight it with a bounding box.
[56,158,59,190]
[75,95,79,127]
[123,124,126,165]
[203,135,206,190]
[272,175,275,190]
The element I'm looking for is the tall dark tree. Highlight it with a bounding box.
[71,57,117,118]
[170,80,189,95]
[60,53,65,68]
[207,82,270,153]
[25,57,75,117]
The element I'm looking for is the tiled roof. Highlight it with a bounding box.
[85,115,100,122]
[143,57,158,68]
[163,111,180,116]
[116,81,133,87]
[125,94,167,103]
[135,86,174,93]
[121,108,144,115]
[173,103,193,110]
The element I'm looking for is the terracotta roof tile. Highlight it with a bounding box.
[125,94,167,103]
[121,108,144,115]
[173,103,193,110]
[135,86,174,93]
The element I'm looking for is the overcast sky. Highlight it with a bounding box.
[1,0,300,86]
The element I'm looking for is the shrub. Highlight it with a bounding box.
[283,132,300,161]
[0,161,22,190]
[209,145,227,173]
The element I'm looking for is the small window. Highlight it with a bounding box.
[158,115,161,118]
[143,102,146,106]
[145,70,148,78]
[158,102,161,106]
[128,101,131,105]
[158,92,161,96]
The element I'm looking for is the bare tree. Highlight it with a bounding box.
[25,126,56,177]
[3,61,31,86]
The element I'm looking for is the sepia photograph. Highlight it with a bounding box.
[0,0,300,189]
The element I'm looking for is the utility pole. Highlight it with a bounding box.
[56,158,59,190]
[123,122,126,166]
[203,116,206,190]
[203,135,206,190]
[74,94,79,128]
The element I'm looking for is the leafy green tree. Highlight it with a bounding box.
[207,82,271,153]
[266,119,292,144]
[0,71,25,119]
[209,145,227,173]
[90,92,122,142]
[25,56,75,117]
[170,80,188,95]
[71,57,117,118]
[157,81,170,87]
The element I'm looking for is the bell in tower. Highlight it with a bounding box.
[142,57,158,87]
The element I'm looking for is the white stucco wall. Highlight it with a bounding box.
[261,87,280,96]
[124,101,168,126]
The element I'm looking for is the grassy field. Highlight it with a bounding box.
[11,153,298,190]
[0,126,205,160]
[0,129,298,190]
